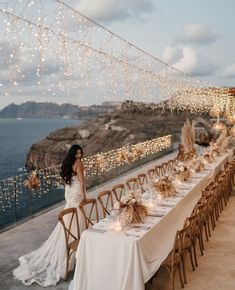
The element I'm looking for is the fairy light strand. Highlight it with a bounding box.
[0,134,171,212]
[0,1,232,113]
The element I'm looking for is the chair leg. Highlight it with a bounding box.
[199,228,205,251]
[198,235,204,256]
[204,222,209,241]
[192,242,198,267]
[207,216,211,237]
[64,255,69,281]
[181,255,187,284]
[188,247,195,271]
[170,270,175,290]
[178,262,185,288]
[211,209,216,229]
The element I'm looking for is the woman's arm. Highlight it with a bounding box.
[76,161,86,200]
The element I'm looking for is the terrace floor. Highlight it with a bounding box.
[0,150,235,290]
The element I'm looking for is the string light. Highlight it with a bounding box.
[0,134,172,212]
[0,1,232,113]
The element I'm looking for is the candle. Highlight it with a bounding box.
[147,199,153,210]
[108,220,115,231]
[114,221,122,232]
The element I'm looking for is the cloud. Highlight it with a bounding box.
[75,0,155,23]
[222,64,235,78]
[162,46,183,64]
[162,45,217,76]
[180,24,218,45]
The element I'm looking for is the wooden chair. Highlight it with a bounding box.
[161,228,185,290]
[137,173,148,187]
[58,207,80,280]
[167,159,176,173]
[197,198,209,242]
[177,219,195,285]
[203,190,216,236]
[126,177,138,191]
[79,198,99,229]
[112,183,125,201]
[147,168,155,181]
[188,209,203,267]
[98,190,114,218]
[155,165,162,177]
[161,162,169,175]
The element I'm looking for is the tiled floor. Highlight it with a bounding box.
[149,195,235,290]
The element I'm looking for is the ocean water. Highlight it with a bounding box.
[0,118,81,180]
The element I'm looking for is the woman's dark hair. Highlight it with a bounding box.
[60,144,83,185]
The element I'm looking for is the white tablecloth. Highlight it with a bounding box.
[70,152,231,290]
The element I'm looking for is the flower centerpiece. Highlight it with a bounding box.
[178,119,196,162]
[194,160,205,172]
[203,150,214,163]
[188,158,205,173]
[174,162,192,182]
[116,192,148,224]
[152,176,177,198]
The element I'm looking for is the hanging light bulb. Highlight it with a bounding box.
[212,120,226,133]
[226,112,235,125]
[209,108,220,118]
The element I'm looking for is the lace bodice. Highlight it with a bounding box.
[65,176,82,208]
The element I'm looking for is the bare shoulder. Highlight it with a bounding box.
[75,160,84,170]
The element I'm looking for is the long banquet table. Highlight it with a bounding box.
[69,152,232,290]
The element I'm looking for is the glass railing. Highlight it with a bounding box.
[0,135,173,230]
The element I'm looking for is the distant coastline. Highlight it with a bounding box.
[0,101,120,120]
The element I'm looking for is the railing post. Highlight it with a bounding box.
[28,189,33,217]
[13,177,17,225]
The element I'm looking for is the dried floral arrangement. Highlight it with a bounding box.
[215,129,230,154]
[152,176,177,198]
[118,192,148,224]
[203,149,214,163]
[178,119,196,161]
[188,158,205,173]
[174,162,192,182]
[95,154,106,170]
[181,119,196,152]
[23,170,40,191]
[194,161,205,172]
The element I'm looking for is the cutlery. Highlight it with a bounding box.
[148,213,164,217]
[124,233,140,238]
[130,225,151,230]
[88,227,106,233]
[159,204,174,208]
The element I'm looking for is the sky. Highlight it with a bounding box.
[0,0,234,108]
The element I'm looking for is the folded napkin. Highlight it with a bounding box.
[158,202,175,207]
[148,213,165,217]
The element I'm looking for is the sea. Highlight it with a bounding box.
[0,118,81,180]
[0,118,82,229]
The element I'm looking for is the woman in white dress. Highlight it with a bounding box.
[13,144,86,287]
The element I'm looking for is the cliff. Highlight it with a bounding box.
[25,101,208,170]
[0,101,119,119]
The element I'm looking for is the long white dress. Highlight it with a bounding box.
[13,176,85,287]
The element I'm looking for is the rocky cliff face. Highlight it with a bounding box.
[25,102,207,169]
